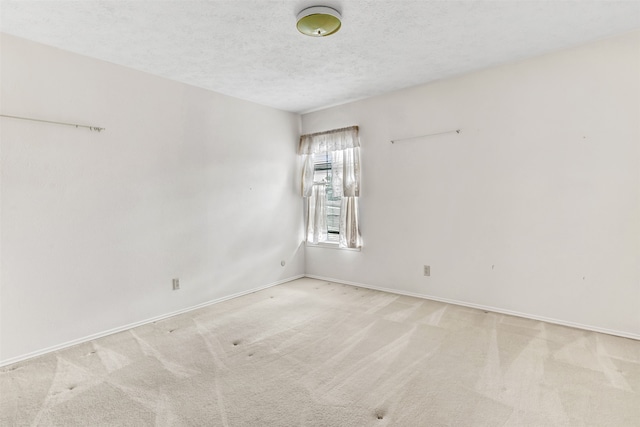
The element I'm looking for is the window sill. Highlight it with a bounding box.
[305,241,361,252]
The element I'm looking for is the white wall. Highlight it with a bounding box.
[303,31,640,338]
[0,34,304,363]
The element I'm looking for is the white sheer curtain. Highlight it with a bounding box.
[299,126,362,249]
[306,184,327,244]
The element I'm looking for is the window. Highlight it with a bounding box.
[312,152,341,242]
[299,126,361,249]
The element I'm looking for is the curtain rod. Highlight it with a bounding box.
[301,125,358,139]
[0,114,105,132]
[391,129,460,144]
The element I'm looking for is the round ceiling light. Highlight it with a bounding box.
[296,6,342,37]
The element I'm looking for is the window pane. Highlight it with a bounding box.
[313,152,340,242]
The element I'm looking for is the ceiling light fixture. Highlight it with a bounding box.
[296,6,342,37]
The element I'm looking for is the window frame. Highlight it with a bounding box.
[299,125,362,250]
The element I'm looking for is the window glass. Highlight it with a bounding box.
[313,153,340,242]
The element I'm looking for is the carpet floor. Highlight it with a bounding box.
[2,278,639,426]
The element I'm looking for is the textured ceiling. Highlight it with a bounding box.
[1,1,640,113]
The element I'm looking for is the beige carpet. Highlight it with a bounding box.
[2,278,639,426]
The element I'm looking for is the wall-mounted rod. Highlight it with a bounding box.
[0,114,105,132]
[391,129,460,144]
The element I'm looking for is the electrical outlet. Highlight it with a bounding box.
[423,265,430,276]
[172,278,180,290]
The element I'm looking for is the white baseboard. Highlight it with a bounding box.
[304,274,640,341]
[0,275,304,368]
